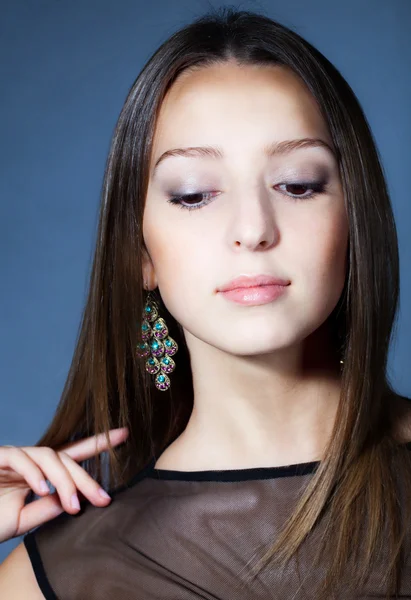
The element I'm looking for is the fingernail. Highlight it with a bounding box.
[98,488,111,500]
[71,493,80,510]
[39,480,49,493]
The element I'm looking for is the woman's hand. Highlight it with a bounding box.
[0,427,129,543]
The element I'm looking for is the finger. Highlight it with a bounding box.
[0,446,52,498]
[57,427,129,463]
[58,451,112,506]
[19,427,129,465]
[17,492,66,536]
[19,447,82,515]
[16,451,114,535]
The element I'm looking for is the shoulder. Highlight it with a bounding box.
[0,542,46,599]
[0,469,155,600]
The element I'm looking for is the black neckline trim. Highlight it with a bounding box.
[146,455,319,481]
[24,532,58,600]
[144,440,411,483]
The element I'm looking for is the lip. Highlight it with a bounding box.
[217,274,290,293]
[219,284,289,306]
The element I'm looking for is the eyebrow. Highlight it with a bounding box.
[152,137,336,176]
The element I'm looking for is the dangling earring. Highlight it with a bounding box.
[136,284,178,391]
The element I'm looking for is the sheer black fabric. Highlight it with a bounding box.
[23,443,411,599]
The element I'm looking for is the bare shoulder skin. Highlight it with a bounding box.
[0,542,45,599]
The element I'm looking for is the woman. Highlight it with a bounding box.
[1,6,411,599]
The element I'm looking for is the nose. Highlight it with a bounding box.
[228,184,279,252]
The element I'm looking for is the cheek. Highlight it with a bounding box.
[293,209,349,308]
[143,210,212,311]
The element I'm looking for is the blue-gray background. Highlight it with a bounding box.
[1,0,410,562]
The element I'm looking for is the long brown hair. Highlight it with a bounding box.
[26,7,411,598]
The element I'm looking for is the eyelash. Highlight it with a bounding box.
[166,181,328,211]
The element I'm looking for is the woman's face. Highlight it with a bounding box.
[143,61,348,358]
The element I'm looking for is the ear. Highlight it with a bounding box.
[141,246,157,290]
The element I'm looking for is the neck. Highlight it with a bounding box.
[156,321,343,471]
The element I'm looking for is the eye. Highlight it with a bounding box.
[166,191,216,211]
[275,181,328,200]
[166,180,328,211]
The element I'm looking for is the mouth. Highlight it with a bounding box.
[217,275,290,293]
[218,283,289,306]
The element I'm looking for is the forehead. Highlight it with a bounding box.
[152,62,331,153]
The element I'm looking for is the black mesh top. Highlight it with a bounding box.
[23,443,411,599]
